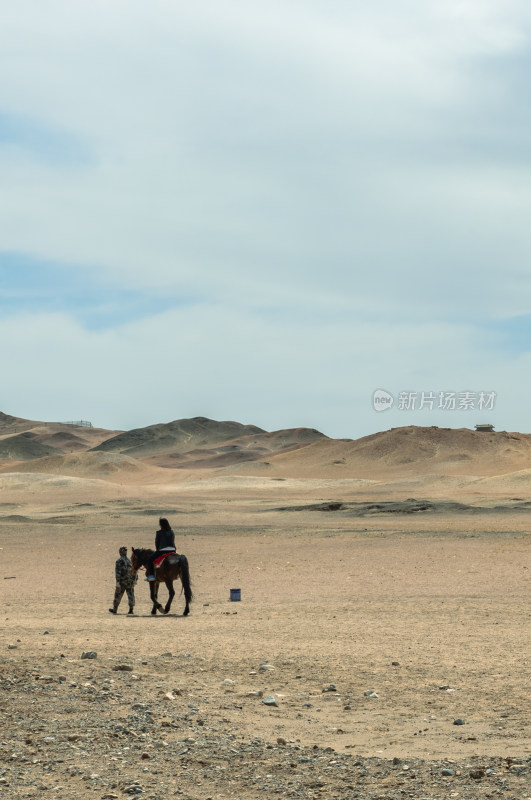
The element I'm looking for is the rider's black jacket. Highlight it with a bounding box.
[155,528,175,551]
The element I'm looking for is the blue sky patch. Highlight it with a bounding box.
[0,252,195,330]
[488,315,531,354]
[0,111,92,165]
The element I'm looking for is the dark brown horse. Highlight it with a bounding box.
[131,548,193,616]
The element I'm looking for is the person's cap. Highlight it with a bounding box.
[119,546,127,553]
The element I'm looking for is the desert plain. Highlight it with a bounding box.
[0,413,529,800]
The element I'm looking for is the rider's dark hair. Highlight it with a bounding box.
[159,517,171,531]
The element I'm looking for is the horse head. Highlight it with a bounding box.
[130,547,142,574]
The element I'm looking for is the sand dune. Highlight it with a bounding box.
[0,413,120,453]
[217,426,328,452]
[0,471,113,491]
[142,426,327,468]
[255,426,531,479]
[143,448,264,470]
[1,413,531,500]
[0,432,61,460]
[470,466,531,492]
[0,410,39,434]
[92,416,266,456]
[31,430,92,452]
[0,451,156,480]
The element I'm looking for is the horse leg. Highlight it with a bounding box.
[150,582,164,615]
[153,581,164,615]
[179,556,193,616]
[182,574,190,616]
[150,581,158,615]
[163,579,175,615]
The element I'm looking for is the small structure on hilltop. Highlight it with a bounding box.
[475,423,494,432]
[64,420,93,428]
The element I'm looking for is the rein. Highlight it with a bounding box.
[131,558,146,575]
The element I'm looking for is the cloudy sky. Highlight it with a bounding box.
[1,0,531,438]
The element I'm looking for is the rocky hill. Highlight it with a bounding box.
[91,416,267,457]
[1,412,530,485]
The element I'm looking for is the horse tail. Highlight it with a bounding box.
[179,554,193,605]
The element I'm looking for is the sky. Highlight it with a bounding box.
[1,0,531,438]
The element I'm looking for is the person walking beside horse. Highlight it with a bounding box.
[144,517,176,581]
[109,546,137,615]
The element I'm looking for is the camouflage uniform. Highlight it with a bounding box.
[111,552,137,612]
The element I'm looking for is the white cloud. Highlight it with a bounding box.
[0,306,518,436]
[1,2,531,432]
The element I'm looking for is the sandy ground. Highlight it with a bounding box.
[0,476,529,799]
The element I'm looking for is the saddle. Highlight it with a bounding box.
[154,551,176,568]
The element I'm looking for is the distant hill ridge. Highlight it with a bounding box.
[0,413,120,460]
[0,432,60,460]
[262,425,531,479]
[1,412,531,482]
[0,413,329,476]
[92,416,269,457]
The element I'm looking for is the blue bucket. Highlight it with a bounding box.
[230,588,241,602]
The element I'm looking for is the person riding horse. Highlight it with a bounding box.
[144,517,176,580]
